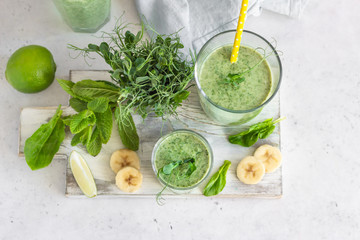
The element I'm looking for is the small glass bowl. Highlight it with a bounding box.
[151,129,213,193]
[195,30,282,125]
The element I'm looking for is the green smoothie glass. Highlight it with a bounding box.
[151,129,213,194]
[195,30,282,125]
[53,0,111,33]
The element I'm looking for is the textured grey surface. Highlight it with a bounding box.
[1,0,360,239]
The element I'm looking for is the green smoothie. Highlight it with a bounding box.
[154,131,211,189]
[199,45,272,110]
[53,0,111,32]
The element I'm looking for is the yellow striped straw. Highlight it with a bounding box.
[230,0,249,63]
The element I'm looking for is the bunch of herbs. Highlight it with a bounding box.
[24,20,194,170]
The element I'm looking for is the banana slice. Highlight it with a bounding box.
[110,149,140,173]
[115,166,143,193]
[254,144,282,173]
[236,156,265,184]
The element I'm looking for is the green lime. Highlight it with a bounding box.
[5,45,56,93]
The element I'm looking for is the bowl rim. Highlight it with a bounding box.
[151,129,214,191]
[194,29,283,113]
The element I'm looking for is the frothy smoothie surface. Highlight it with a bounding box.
[199,45,272,110]
[155,132,211,189]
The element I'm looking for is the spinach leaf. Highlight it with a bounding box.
[72,80,120,102]
[87,97,109,113]
[203,160,231,196]
[70,110,96,134]
[115,105,139,151]
[228,117,285,147]
[24,105,65,170]
[69,97,88,112]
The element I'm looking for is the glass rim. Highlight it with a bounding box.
[151,129,214,191]
[194,29,283,114]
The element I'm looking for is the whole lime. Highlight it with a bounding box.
[5,45,56,93]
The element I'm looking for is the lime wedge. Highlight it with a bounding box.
[69,151,97,198]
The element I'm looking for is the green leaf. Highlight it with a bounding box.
[57,79,75,96]
[174,90,190,104]
[99,42,109,55]
[95,107,113,144]
[95,80,120,89]
[162,161,181,175]
[71,126,91,146]
[185,161,197,177]
[223,73,246,86]
[62,115,73,126]
[71,131,82,147]
[69,98,88,112]
[125,31,135,46]
[115,105,139,151]
[86,127,102,156]
[87,97,109,113]
[88,44,100,51]
[203,160,231,196]
[70,110,96,134]
[229,118,284,147]
[247,118,273,133]
[159,158,196,178]
[72,80,120,102]
[24,105,65,170]
[136,76,150,84]
[259,125,275,139]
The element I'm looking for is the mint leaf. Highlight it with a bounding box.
[95,107,113,144]
[69,98,88,112]
[62,115,73,126]
[24,105,65,170]
[115,105,139,151]
[70,110,96,134]
[87,97,109,113]
[86,127,102,156]
[72,80,120,102]
[71,126,91,146]
[57,79,75,96]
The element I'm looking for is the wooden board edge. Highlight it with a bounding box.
[64,193,283,199]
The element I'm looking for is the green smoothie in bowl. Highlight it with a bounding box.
[195,30,282,125]
[151,130,213,191]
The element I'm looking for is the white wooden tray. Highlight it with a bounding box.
[19,70,282,198]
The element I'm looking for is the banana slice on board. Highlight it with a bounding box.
[115,166,143,193]
[236,156,265,185]
[110,149,140,173]
[254,144,282,173]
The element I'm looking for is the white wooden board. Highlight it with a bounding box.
[19,70,282,198]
